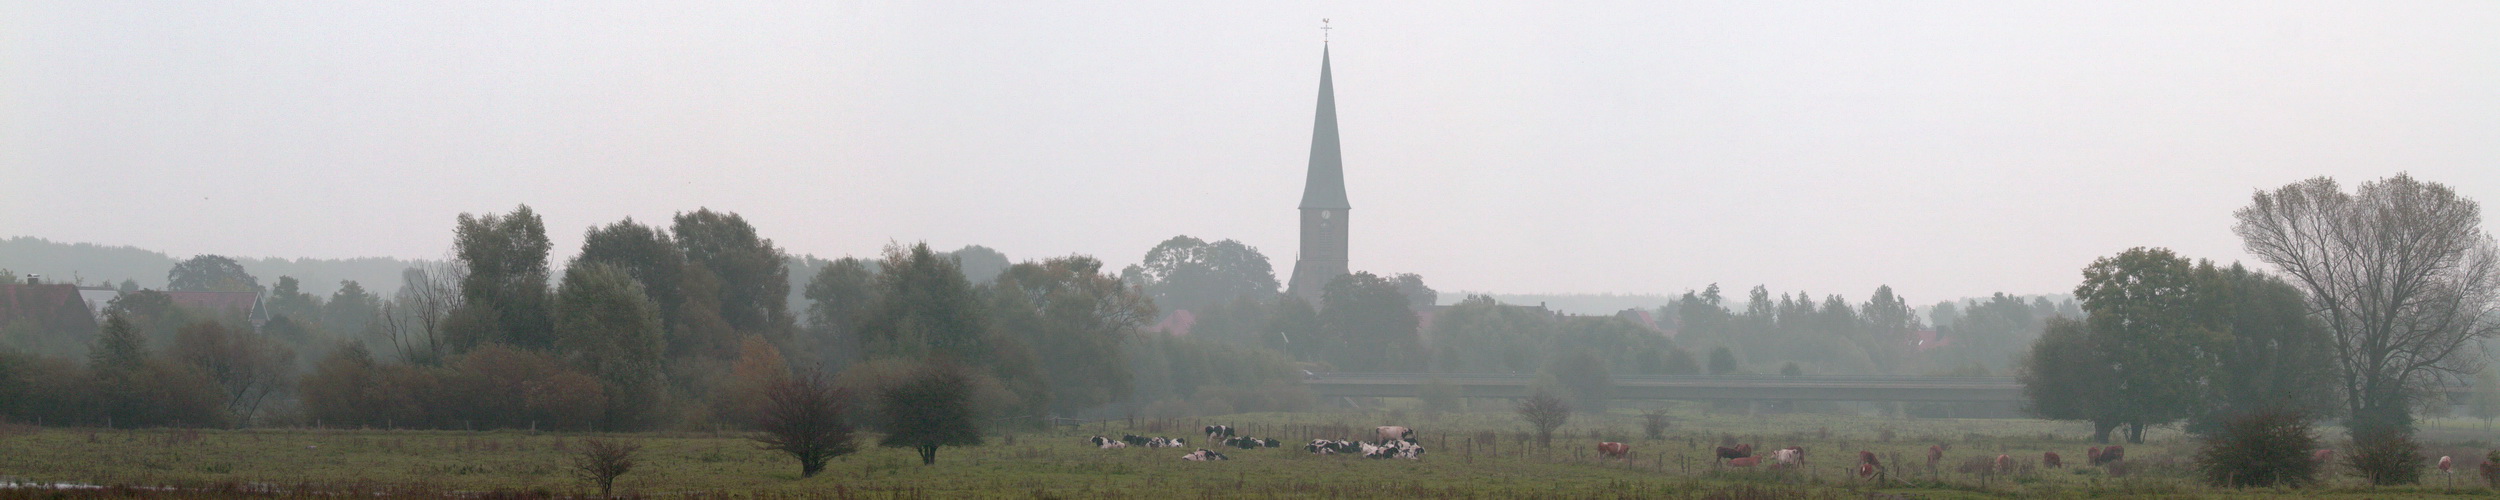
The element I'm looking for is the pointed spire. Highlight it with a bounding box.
[1298,46,1350,210]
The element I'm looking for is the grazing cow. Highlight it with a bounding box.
[2312,449,2335,465]
[1927,444,1945,469]
[1204,425,1235,439]
[2090,445,2124,466]
[1993,454,2011,474]
[2043,451,2062,468]
[1181,448,1229,461]
[1859,450,1880,468]
[1376,426,1415,444]
[1728,457,1760,467]
[1772,448,1803,468]
[1597,442,1631,459]
[1859,463,1876,479]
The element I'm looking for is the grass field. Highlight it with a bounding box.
[5,402,2500,498]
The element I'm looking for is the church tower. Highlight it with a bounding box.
[1286,46,1350,300]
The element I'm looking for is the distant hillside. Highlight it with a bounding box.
[0,237,426,296]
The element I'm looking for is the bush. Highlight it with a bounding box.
[1516,390,1571,447]
[2345,429,2424,485]
[752,373,856,478]
[2194,410,2319,487]
[1641,410,1671,439]
[570,438,640,497]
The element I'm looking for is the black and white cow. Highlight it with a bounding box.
[1088,436,1131,449]
[1204,425,1236,439]
[1222,436,1283,449]
[1151,437,1187,448]
[1362,440,1425,460]
[1305,439,1360,455]
[1181,448,1229,461]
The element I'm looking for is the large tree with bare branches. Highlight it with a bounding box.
[2233,174,2500,437]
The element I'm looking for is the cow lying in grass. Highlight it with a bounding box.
[1181,449,1229,461]
[1222,436,1282,449]
[1087,436,1128,449]
[1306,439,1360,455]
[1117,435,1188,448]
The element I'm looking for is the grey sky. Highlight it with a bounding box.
[6,2,2498,303]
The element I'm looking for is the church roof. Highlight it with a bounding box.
[1298,47,1351,210]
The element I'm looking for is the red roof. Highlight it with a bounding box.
[163,290,265,322]
[0,284,101,336]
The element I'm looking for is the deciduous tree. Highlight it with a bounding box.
[552,264,665,429]
[989,256,1154,417]
[879,362,983,465]
[167,255,259,293]
[752,373,856,478]
[2233,174,2500,438]
[1125,236,1278,314]
[1316,272,1419,372]
[452,205,554,350]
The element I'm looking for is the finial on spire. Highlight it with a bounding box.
[1322,18,1331,43]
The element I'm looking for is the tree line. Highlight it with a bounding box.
[2019,174,2500,486]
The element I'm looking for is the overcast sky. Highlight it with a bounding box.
[5,1,2498,303]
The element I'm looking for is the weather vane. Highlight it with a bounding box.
[1322,18,1331,43]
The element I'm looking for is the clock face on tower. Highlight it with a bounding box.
[1320,210,1333,220]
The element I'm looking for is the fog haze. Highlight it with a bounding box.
[7,1,2498,301]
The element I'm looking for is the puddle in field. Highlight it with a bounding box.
[0,478,106,489]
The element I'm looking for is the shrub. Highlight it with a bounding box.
[1516,390,1571,447]
[2345,429,2424,485]
[2194,410,2319,487]
[570,438,640,497]
[1642,410,1671,440]
[879,362,983,465]
[752,373,856,478]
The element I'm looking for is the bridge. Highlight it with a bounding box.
[1304,373,2475,404]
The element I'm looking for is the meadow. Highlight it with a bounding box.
[5,402,2500,498]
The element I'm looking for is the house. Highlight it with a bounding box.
[0,280,103,348]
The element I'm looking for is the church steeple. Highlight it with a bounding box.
[1287,45,1351,300]
[1298,47,1349,211]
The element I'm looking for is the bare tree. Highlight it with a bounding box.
[570,438,641,497]
[170,321,295,426]
[753,373,858,478]
[2234,174,2500,436]
[1516,390,1572,447]
[383,259,465,365]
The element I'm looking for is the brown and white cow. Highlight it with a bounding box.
[2042,451,2062,468]
[1727,456,1760,467]
[1596,442,1630,459]
[1993,454,2011,474]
